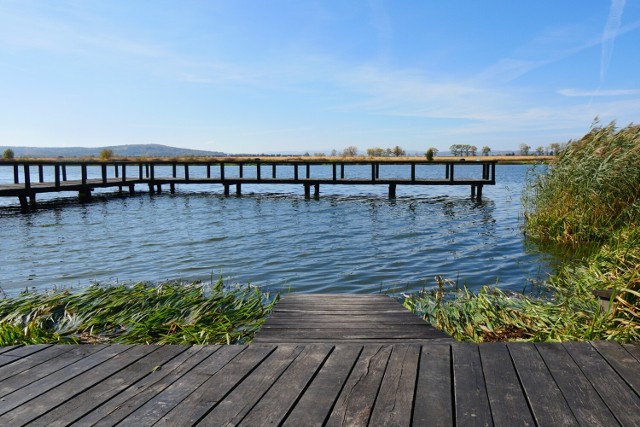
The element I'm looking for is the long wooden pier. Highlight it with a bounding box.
[0,294,639,425]
[0,158,496,210]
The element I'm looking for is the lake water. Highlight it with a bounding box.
[0,163,551,297]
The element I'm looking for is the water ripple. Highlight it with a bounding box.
[0,164,554,296]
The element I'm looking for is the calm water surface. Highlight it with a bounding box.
[0,164,550,296]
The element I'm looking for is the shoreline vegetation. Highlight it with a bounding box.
[1,154,552,164]
[405,121,639,343]
[0,280,277,346]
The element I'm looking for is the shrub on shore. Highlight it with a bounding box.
[0,280,277,345]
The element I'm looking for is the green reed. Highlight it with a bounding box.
[406,121,639,342]
[523,121,640,244]
[0,280,277,345]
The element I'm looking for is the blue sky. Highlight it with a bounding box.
[1,1,639,154]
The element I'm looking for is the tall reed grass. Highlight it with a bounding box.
[0,280,277,345]
[406,121,639,342]
[523,121,640,244]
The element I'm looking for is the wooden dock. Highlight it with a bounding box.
[1,341,639,425]
[253,294,454,344]
[0,159,496,210]
[0,294,639,425]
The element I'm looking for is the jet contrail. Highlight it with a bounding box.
[601,0,626,82]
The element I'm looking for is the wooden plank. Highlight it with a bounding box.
[263,315,428,324]
[624,343,640,362]
[196,345,304,426]
[263,320,428,328]
[564,341,640,426]
[507,343,578,426]
[253,338,453,344]
[536,342,619,426]
[0,344,126,417]
[0,345,71,380]
[326,345,392,427]
[284,345,362,426]
[413,344,453,427]
[2,344,56,358]
[263,311,427,319]
[0,345,103,397]
[241,344,333,426]
[592,340,640,396]
[369,344,420,426]
[0,345,20,355]
[270,309,411,315]
[278,294,391,300]
[275,300,399,306]
[479,343,535,426]
[156,345,274,426]
[0,345,157,425]
[27,345,191,427]
[451,342,493,426]
[117,345,241,426]
[73,345,212,426]
[254,327,446,338]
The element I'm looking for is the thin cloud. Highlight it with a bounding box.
[601,0,626,82]
[558,88,640,97]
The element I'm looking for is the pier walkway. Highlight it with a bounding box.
[0,158,496,210]
[0,295,639,425]
[253,294,453,344]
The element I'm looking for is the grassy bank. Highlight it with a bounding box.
[405,122,640,342]
[0,280,277,346]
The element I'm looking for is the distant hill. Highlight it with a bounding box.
[0,144,225,158]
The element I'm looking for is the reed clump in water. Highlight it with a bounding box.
[0,280,277,345]
[523,121,640,244]
[406,121,639,342]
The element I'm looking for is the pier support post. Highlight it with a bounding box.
[223,184,230,196]
[156,184,162,194]
[29,194,37,208]
[477,184,483,200]
[170,183,175,194]
[148,183,155,194]
[304,184,311,199]
[471,185,476,198]
[78,189,92,202]
[236,183,241,195]
[314,183,320,199]
[389,183,396,199]
[128,184,135,195]
[18,196,28,211]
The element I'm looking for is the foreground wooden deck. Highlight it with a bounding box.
[0,341,639,426]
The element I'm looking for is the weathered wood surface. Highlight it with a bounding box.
[253,294,454,344]
[0,341,638,426]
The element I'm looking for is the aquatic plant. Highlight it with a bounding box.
[523,121,640,244]
[406,121,639,342]
[404,271,638,343]
[0,280,277,346]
